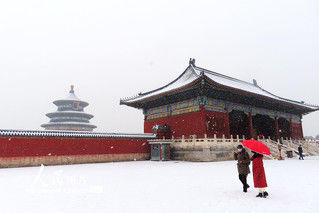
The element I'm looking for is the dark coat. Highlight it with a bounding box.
[298,146,303,154]
[251,153,267,188]
[234,149,250,174]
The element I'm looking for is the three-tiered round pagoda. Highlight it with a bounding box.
[41,85,97,131]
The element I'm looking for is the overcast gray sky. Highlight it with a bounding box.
[0,0,318,136]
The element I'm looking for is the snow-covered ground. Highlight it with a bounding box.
[0,157,318,213]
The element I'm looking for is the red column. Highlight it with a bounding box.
[248,112,253,139]
[144,114,147,133]
[167,106,171,134]
[225,108,230,138]
[275,117,280,139]
[200,105,207,138]
[299,120,304,139]
[143,109,148,121]
[289,118,293,139]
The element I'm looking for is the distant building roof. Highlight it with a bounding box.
[42,85,96,131]
[53,85,89,107]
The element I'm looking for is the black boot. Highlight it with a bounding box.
[263,191,269,198]
[243,186,247,192]
[243,184,250,192]
[256,193,263,198]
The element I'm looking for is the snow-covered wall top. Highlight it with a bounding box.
[0,129,156,139]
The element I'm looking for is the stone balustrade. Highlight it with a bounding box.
[148,135,319,162]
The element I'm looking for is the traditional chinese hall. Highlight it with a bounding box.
[121,59,318,141]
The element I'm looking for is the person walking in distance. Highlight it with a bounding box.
[298,144,304,160]
[251,151,269,198]
[234,145,250,192]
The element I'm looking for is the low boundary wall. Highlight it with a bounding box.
[0,130,155,168]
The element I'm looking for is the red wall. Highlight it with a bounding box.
[0,136,150,158]
[205,110,229,138]
[144,110,206,138]
[145,107,303,140]
[290,123,303,140]
[144,107,229,138]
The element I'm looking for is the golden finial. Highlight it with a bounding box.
[70,85,75,93]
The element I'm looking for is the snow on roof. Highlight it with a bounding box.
[0,129,156,139]
[121,61,319,110]
[53,86,89,106]
[46,111,94,118]
[65,92,80,101]
[192,66,318,110]
[121,66,200,103]
[41,121,97,128]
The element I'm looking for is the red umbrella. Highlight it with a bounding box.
[242,139,271,156]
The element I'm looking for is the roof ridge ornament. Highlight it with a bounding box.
[189,58,195,66]
[70,85,74,93]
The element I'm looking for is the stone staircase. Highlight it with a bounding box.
[259,138,319,158]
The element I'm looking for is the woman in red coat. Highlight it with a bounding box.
[251,151,269,198]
